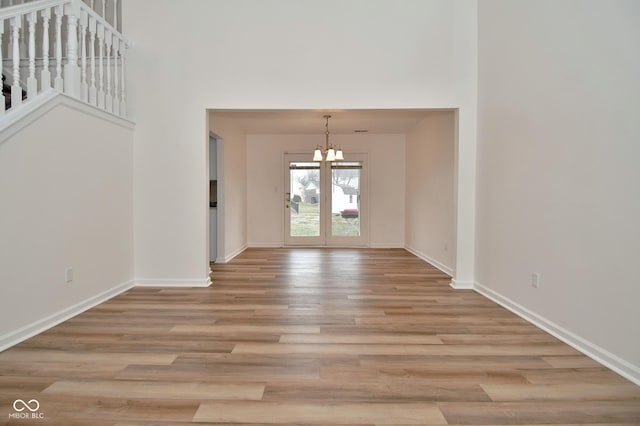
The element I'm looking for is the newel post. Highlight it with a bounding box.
[63,0,81,97]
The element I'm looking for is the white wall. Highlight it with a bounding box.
[0,100,134,348]
[245,133,405,248]
[123,0,478,282]
[476,0,640,382]
[405,112,455,274]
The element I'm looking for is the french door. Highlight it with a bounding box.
[284,153,368,246]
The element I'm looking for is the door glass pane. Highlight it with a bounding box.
[331,162,362,237]
[289,162,321,237]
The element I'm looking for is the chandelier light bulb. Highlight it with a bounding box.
[326,147,336,162]
[313,146,323,161]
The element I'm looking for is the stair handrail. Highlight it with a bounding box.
[0,0,66,20]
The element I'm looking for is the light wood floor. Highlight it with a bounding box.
[1,248,639,425]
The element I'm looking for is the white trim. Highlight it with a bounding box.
[0,0,69,20]
[474,281,640,387]
[55,94,135,128]
[0,90,134,144]
[0,280,134,352]
[405,246,454,276]
[0,89,58,142]
[133,278,212,288]
[248,243,281,248]
[216,244,248,264]
[370,243,403,249]
[449,279,474,289]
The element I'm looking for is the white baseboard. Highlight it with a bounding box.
[474,281,640,387]
[404,246,454,276]
[370,243,404,249]
[449,279,474,289]
[217,244,248,264]
[134,278,212,287]
[248,243,281,248]
[0,280,134,352]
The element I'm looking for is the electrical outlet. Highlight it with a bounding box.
[65,267,73,283]
[531,272,540,288]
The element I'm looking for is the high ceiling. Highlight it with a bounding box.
[209,109,452,135]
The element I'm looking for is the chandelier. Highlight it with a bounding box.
[313,115,344,161]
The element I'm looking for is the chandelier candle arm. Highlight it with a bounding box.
[312,114,344,162]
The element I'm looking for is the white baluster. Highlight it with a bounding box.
[64,0,80,97]
[88,16,96,105]
[105,30,112,112]
[97,22,104,108]
[19,14,26,63]
[40,8,51,90]
[113,0,118,32]
[0,27,5,115]
[27,11,37,98]
[11,16,22,108]
[119,39,125,117]
[101,0,105,22]
[112,34,119,116]
[54,5,63,91]
[80,9,88,102]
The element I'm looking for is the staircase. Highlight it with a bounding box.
[0,0,128,123]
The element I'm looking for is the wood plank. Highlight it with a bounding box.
[481,383,640,401]
[170,324,321,334]
[43,380,265,400]
[232,342,579,356]
[0,350,177,365]
[193,401,447,424]
[439,401,640,424]
[279,333,443,345]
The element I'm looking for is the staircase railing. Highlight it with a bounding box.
[0,0,128,120]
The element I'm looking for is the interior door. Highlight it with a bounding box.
[284,153,368,247]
